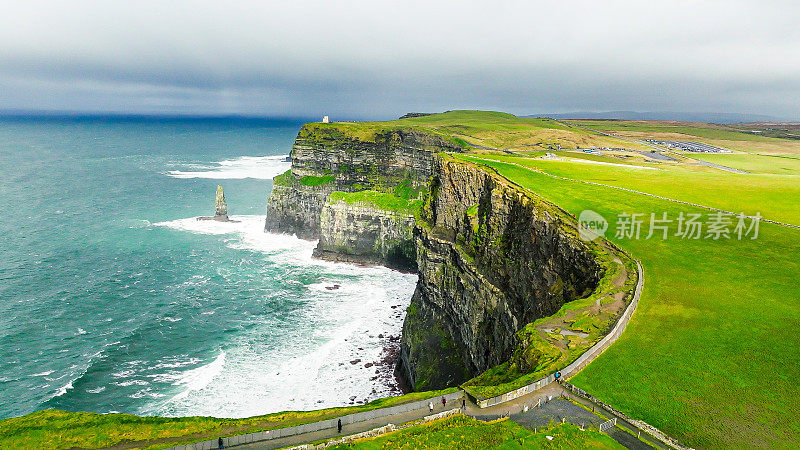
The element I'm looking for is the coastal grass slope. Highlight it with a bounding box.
[459,152,800,447]
[302,110,652,152]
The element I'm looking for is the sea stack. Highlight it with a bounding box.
[214,185,228,221]
[198,185,233,222]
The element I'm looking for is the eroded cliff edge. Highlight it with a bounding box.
[265,119,616,394]
[397,156,604,390]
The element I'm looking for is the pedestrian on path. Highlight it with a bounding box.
[462,398,466,409]
[428,401,434,413]
[218,437,224,449]
[337,419,342,434]
[441,396,446,409]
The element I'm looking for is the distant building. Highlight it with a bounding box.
[322,115,330,123]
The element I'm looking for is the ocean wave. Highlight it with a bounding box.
[140,271,415,418]
[142,213,417,418]
[154,215,317,255]
[166,155,290,180]
[171,350,226,400]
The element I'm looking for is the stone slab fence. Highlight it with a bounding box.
[166,391,463,450]
[475,260,644,409]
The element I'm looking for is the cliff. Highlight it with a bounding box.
[265,123,459,241]
[314,196,418,271]
[265,115,627,396]
[396,156,605,390]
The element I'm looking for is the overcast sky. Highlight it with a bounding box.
[1,0,798,119]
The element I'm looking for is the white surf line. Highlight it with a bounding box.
[466,155,800,231]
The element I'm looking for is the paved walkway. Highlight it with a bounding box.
[235,388,655,450]
[466,382,660,449]
[477,397,652,450]
[236,400,459,449]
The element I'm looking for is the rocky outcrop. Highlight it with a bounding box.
[314,200,417,271]
[214,185,229,221]
[265,178,337,239]
[397,156,604,391]
[198,185,233,222]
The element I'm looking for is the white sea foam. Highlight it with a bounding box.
[144,214,417,418]
[54,381,74,397]
[32,370,54,377]
[171,351,226,400]
[166,155,291,180]
[154,215,317,256]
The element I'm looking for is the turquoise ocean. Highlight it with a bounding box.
[0,117,416,419]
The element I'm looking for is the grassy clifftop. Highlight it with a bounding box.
[298,110,650,152]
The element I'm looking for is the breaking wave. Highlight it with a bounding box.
[166,155,291,179]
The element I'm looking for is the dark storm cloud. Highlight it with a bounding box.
[1,0,798,119]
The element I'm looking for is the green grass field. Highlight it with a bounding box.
[304,111,652,152]
[330,415,622,449]
[454,152,800,447]
[690,153,800,175]
[469,152,800,228]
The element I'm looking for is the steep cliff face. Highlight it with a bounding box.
[314,200,417,271]
[265,124,459,243]
[265,121,609,394]
[265,175,337,240]
[397,156,604,391]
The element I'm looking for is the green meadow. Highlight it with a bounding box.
[305,110,652,151]
[454,152,800,447]
[473,153,800,227]
[690,153,800,175]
